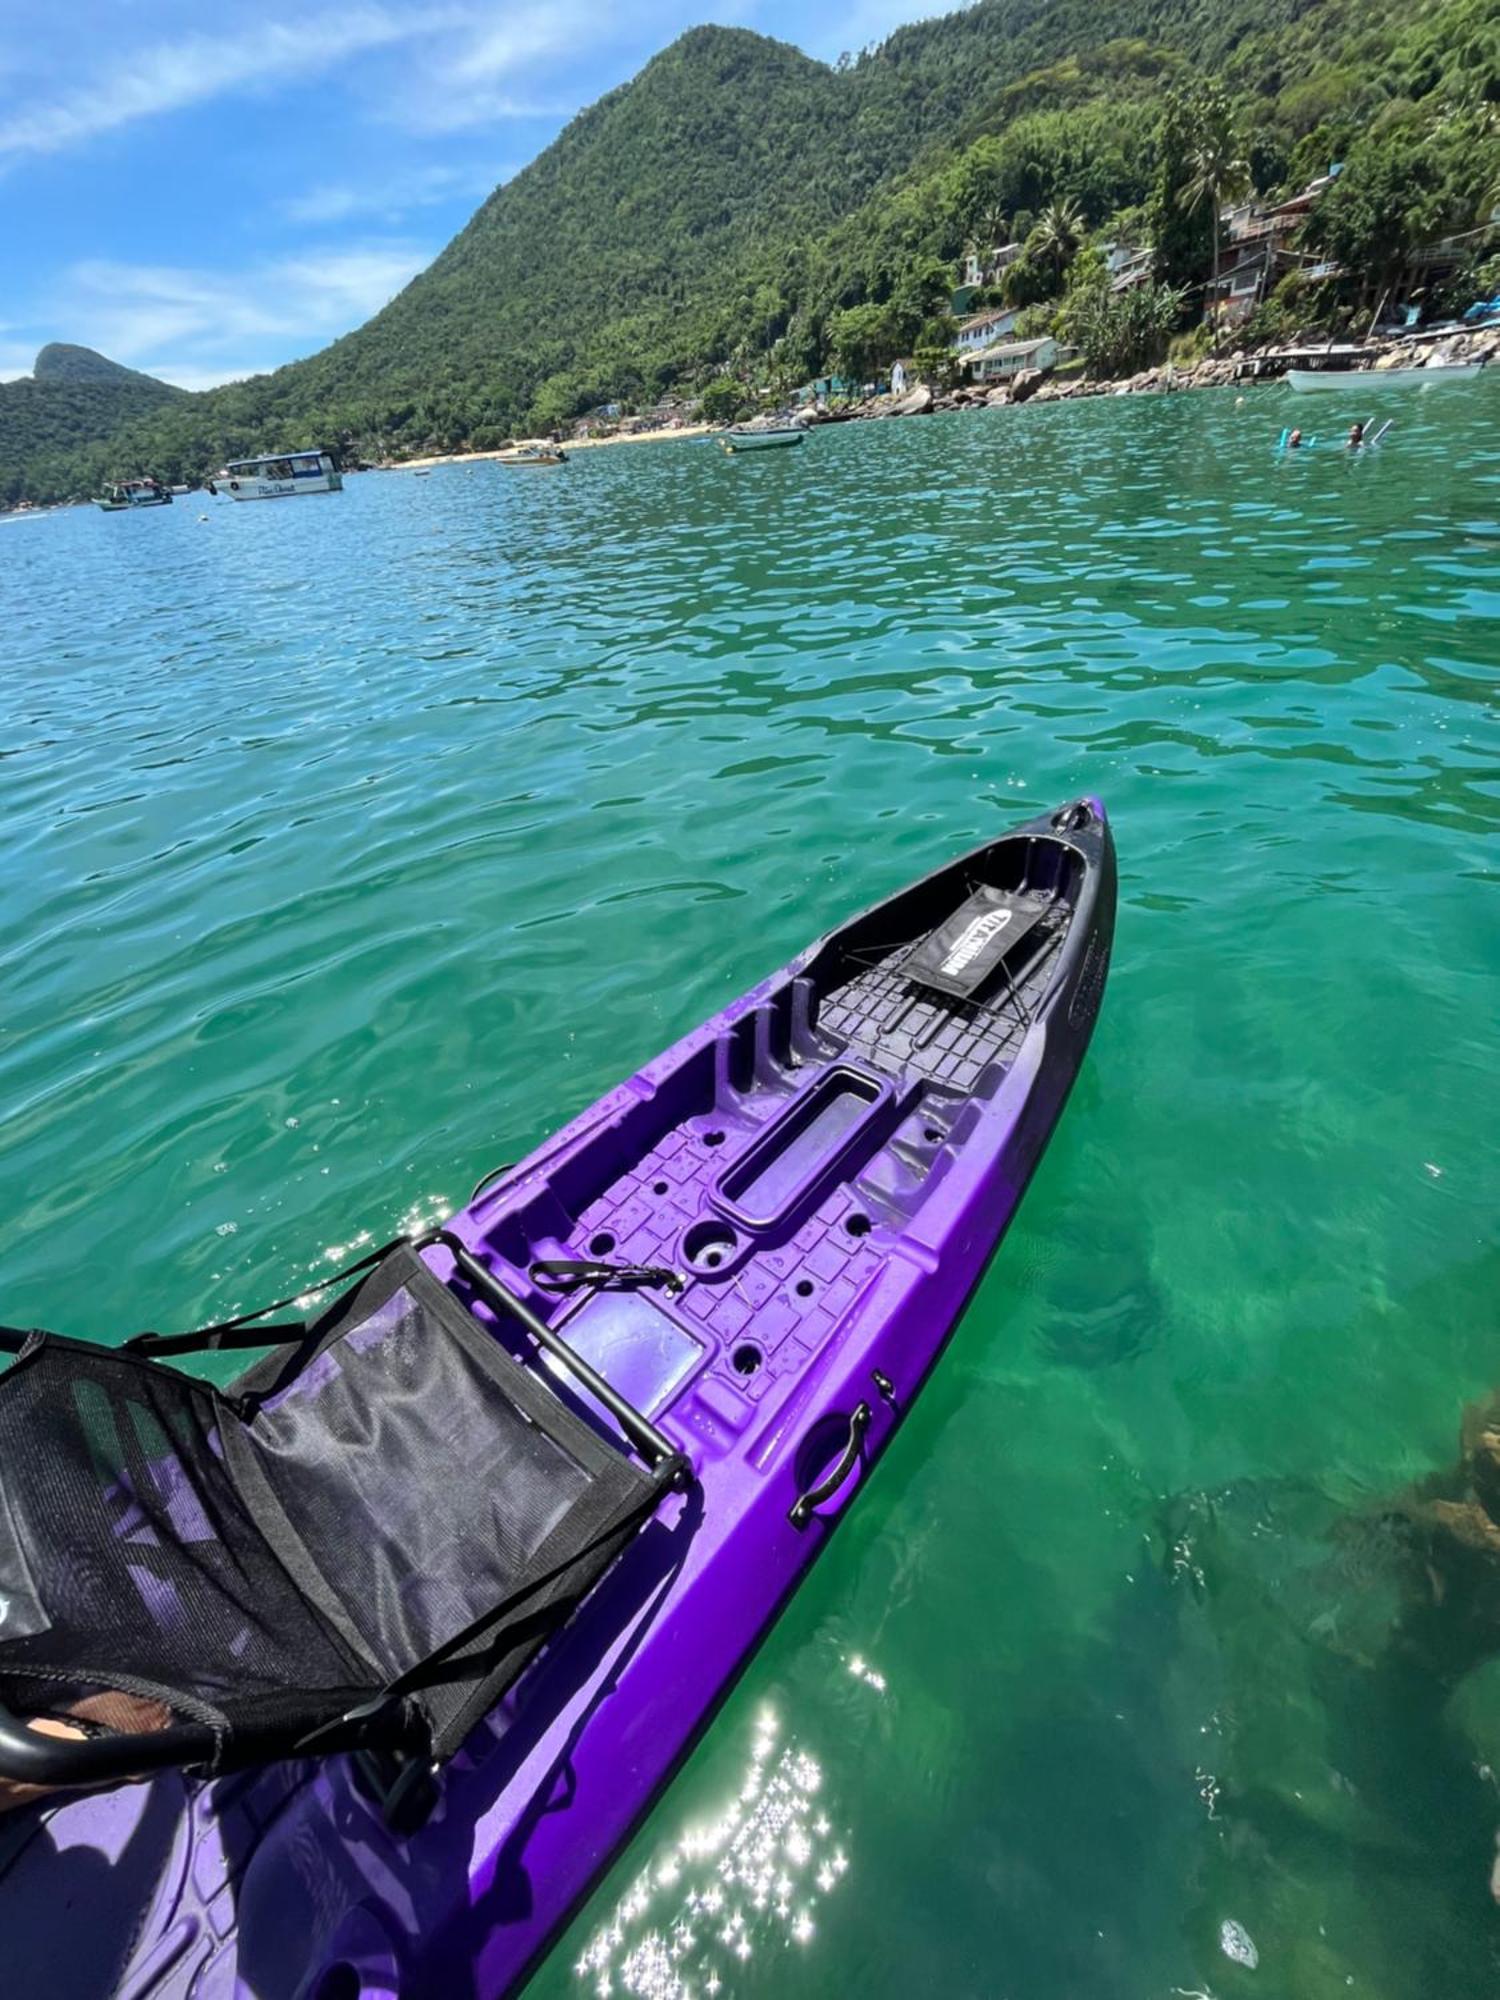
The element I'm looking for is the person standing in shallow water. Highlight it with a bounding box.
[1347,421,1365,448]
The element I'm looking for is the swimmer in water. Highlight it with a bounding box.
[1347,420,1365,448]
[1287,428,1303,448]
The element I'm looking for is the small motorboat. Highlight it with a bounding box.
[719,425,806,452]
[0,800,1114,1999]
[94,478,171,511]
[496,441,567,466]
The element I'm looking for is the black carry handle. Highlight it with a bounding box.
[789,1402,871,1529]
[0,1688,421,1791]
[0,1705,219,1788]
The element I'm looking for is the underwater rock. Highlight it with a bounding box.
[1219,1917,1258,1968]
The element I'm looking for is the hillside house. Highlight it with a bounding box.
[960,242,1022,288]
[1205,169,1342,323]
[1108,246,1156,295]
[953,307,1018,355]
[966,335,1058,382]
[793,374,857,404]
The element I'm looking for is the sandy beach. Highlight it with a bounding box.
[388,423,715,471]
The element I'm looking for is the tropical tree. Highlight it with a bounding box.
[828,301,899,381]
[1034,198,1085,269]
[1185,95,1250,333]
[1148,87,1217,296]
[1065,280,1185,376]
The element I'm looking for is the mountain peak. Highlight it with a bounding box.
[32,344,177,391]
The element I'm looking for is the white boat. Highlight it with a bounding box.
[496,441,567,466]
[94,478,171,511]
[719,427,805,453]
[1286,360,1488,392]
[208,450,342,500]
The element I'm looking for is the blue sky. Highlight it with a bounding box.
[0,0,944,389]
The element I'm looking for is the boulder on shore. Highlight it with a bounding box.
[1008,368,1044,405]
[985,386,1010,407]
[894,384,934,416]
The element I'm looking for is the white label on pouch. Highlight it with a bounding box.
[940,907,1012,976]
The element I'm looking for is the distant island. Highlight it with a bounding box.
[3,0,1498,506]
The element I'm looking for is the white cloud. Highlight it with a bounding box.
[46,243,434,386]
[0,7,462,159]
[278,160,512,227]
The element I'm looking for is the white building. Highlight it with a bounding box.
[960,242,1022,288]
[965,335,1058,382]
[953,307,1018,355]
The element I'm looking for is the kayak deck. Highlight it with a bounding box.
[461,823,1090,1450]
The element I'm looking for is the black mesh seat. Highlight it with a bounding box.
[0,1237,686,1808]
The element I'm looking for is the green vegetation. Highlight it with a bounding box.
[5,0,1500,505]
[0,348,182,505]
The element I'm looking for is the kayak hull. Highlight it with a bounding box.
[0,801,1115,1999]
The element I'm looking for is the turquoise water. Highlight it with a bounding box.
[3,390,1498,1996]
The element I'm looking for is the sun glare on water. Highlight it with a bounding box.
[573,1707,852,1999]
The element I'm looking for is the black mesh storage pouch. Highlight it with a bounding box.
[233,1247,664,1757]
[0,1335,374,1752]
[0,1244,673,1773]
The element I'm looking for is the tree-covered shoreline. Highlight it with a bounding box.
[4,0,1498,507]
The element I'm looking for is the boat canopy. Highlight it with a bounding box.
[223,451,334,476]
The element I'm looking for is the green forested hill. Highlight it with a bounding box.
[0,349,183,503]
[6,0,1498,503]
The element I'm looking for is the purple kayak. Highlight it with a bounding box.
[0,798,1114,1998]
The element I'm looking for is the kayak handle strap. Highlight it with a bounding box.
[530,1258,682,1298]
[789,1401,871,1529]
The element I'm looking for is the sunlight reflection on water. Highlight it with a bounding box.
[573,1708,852,2000]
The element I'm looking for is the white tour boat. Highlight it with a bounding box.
[209,450,343,500]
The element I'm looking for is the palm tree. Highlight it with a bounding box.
[1034,198,1085,275]
[1186,131,1250,334]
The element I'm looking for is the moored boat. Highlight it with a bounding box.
[496,440,568,465]
[94,478,171,511]
[1286,359,1488,391]
[719,425,806,452]
[208,450,343,500]
[0,799,1114,1999]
